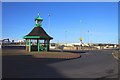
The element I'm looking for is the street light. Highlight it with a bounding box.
[80,19,83,47]
[88,30,90,46]
[65,30,67,46]
[80,19,82,38]
[48,13,51,35]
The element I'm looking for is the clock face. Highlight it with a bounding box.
[38,21,40,24]
[37,20,42,24]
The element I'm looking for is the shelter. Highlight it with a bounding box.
[23,14,53,52]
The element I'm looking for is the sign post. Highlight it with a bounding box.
[79,38,83,50]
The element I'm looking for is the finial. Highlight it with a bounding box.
[38,13,40,16]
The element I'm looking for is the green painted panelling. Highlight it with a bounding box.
[23,36,40,39]
[36,15,43,21]
[46,43,48,51]
[29,39,31,52]
[38,40,40,52]
[26,39,29,46]
[36,24,41,27]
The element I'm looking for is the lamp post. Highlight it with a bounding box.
[80,19,82,38]
[88,30,90,46]
[79,19,83,49]
[65,30,67,46]
[48,13,51,35]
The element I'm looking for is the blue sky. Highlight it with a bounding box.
[2,2,118,44]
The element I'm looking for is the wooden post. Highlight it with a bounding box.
[46,40,50,51]
[44,40,45,47]
[44,40,47,51]
[25,39,27,51]
[48,40,50,51]
[29,39,31,52]
[38,39,40,52]
[26,39,29,52]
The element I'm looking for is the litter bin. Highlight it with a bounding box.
[60,45,64,52]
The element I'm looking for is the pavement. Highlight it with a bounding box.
[1,46,119,79]
[112,50,120,61]
[2,47,81,59]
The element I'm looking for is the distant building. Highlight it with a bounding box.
[12,40,14,43]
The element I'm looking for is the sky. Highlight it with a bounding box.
[2,2,118,44]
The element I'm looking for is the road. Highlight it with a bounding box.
[2,49,119,79]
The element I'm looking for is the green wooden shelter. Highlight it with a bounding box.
[23,14,53,52]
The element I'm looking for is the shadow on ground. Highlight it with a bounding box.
[2,55,68,78]
[2,46,88,54]
[2,46,87,78]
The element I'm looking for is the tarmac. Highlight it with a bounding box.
[2,46,81,59]
[1,46,119,79]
